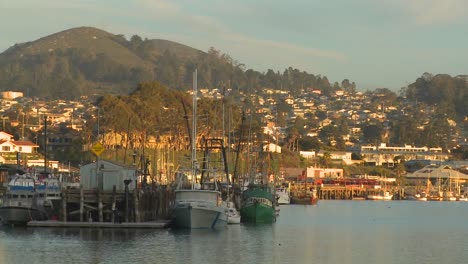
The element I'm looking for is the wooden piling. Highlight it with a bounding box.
[80,185,84,222]
[62,190,67,222]
[98,190,103,222]
[111,185,116,223]
[133,187,139,223]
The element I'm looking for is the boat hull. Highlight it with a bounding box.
[290,196,318,205]
[366,195,393,200]
[172,190,228,229]
[240,201,275,223]
[276,192,291,205]
[0,206,47,225]
[172,204,227,229]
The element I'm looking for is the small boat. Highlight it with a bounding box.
[275,186,291,205]
[290,188,318,205]
[366,190,393,201]
[457,195,468,201]
[442,191,457,201]
[0,174,48,225]
[407,191,428,201]
[226,202,241,224]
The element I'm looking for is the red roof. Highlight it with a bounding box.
[11,141,39,147]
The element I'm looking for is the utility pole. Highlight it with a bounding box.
[44,115,48,174]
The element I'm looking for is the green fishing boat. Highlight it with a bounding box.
[240,183,276,223]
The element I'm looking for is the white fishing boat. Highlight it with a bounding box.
[366,190,393,201]
[172,188,228,229]
[0,174,48,225]
[171,69,228,229]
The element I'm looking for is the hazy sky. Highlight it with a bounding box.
[1,0,467,91]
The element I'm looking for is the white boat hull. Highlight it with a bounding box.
[172,203,227,229]
[172,190,227,229]
[277,193,290,205]
[366,195,393,200]
[226,206,241,224]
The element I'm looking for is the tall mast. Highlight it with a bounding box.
[191,69,197,189]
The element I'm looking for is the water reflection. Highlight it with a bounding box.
[1,202,468,264]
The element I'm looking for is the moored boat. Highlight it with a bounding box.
[407,191,428,201]
[290,188,318,205]
[366,190,393,200]
[172,188,228,229]
[240,183,276,223]
[275,185,291,205]
[0,175,47,225]
[226,201,241,224]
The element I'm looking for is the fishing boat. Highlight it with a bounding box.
[290,188,318,205]
[0,174,47,225]
[172,139,230,229]
[171,70,228,229]
[240,182,276,223]
[172,186,228,229]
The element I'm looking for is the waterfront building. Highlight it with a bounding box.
[360,143,448,166]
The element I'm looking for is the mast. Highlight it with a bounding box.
[191,69,198,190]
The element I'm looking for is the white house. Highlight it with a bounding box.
[0,139,39,154]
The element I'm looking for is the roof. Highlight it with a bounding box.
[407,165,468,180]
[10,141,39,147]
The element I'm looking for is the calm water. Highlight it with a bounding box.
[1,201,468,264]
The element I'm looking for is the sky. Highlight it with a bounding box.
[1,0,467,91]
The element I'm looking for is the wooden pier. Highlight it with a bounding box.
[317,185,404,200]
[27,220,170,229]
[58,184,173,224]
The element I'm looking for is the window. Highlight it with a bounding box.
[19,147,22,152]
[2,146,10,151]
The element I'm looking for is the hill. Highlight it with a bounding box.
[0,26,343,100]
[0,27,206,99]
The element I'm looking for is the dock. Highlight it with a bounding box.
[27,220,171,229]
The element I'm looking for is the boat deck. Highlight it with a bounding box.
[27,220,170,229]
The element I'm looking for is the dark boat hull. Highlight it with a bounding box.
[0,206,48,225]
[290,196,318,205]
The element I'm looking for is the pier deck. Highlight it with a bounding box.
[27,220,170,229]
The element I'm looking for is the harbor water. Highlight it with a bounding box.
[1,201,468,264]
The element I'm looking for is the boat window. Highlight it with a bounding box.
[12,195,18,198]
[20,195,26,198]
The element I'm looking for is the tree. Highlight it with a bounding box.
[362,124,383,145]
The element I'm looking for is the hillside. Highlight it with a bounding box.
[0,26,344,100]
[0,27,206,99]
